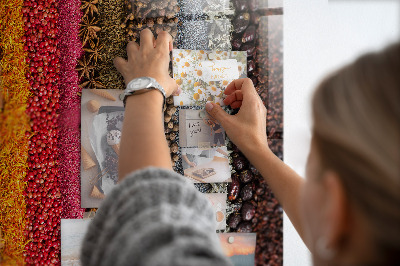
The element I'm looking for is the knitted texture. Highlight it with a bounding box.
[81,167,232,266]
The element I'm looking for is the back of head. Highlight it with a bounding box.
[312,43,400,264]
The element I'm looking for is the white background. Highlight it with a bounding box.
[283,0,399,265]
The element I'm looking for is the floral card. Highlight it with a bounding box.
[173,49,247,106]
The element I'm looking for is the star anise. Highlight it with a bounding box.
[79,76,106,89]
[76,56,95,80]
[80,0,99,17]
[84,39,104,64]
[79,16,101,46]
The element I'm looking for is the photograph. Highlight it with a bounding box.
[204,193,228,230]
[81,89,125,208]
[172,49,247,106]
[179,109,226,149]
[180,19,233,51]
[61,219,92,266]
[182,146,231,183]
[218,233,257,266]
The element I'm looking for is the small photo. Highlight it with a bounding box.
[218,233,257,266]
[81,89,125,208]
[61,219,92,266]
[204,193,227,230]
[179,109,226,148]
[182,146,231,183]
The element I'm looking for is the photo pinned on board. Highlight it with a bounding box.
[218,233,257,266]
[179,109,226,149]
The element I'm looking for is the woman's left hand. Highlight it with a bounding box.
[113,29,178,97]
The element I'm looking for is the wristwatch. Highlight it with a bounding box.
[119,77,166,108]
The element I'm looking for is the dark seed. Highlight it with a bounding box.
[248,0,258,11]
[228,213,242,229]
[233,0,248,12]
[241,183,254,201]
[237,221,252,232]
[247,59,255,73]
[232,153,247,171]
[250,11,260,24]
[239,170,253,183]
[241,42,255,58]
[228,173,240,201]
[242,202,256,221]
[233,12,250,34]
[232,37,242,50]
[242,25,256,43]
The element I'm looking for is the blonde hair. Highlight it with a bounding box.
[312,43,400,264]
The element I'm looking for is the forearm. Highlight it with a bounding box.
[182,155,190,164]
[241,143,306,240]
[118,91,172,180]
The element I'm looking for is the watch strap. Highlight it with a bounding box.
[120,77,166,108]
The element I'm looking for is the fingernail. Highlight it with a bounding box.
[205,102,214,112]
[177,86,182,95]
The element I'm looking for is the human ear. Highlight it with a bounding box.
[320,171,349,253]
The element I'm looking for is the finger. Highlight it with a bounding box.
[172,86,182,96]
[230,101,243,109]
[139,29,155,52]
[223,90,243,105]
[205,102,231,129]
[155,31,173,53]
[113,56,127,74]
[224,78,256,97]
[126,41,139,57]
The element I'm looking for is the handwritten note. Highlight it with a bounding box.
[198,59,239,82]
[188,121,202,138]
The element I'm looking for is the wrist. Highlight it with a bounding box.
[125,90,164,110]
[241,137,272,160]
[123,77,166,108]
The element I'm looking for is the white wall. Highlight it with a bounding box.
[283,0,400,265]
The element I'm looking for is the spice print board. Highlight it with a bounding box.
[173,49,247,106]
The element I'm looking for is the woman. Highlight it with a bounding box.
[81,29,400,265]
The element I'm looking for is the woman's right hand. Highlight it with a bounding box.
[205,78,269,156]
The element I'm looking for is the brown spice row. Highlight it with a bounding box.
[78,0,104,89]
[229,1,284,265]
[96,0,127,90]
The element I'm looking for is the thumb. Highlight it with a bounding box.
[205,102,231,128]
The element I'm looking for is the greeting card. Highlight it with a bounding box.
[173,49,247,106]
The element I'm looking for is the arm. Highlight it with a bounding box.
[113,29,178,181]
[205,78,306,241]
[216,147,228,157]
[182,154,197,167]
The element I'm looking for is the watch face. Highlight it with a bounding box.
[130,77,151,90]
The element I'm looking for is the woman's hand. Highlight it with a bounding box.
[188,162,197,168]
[205,78,269,155]
[113,29,178,97]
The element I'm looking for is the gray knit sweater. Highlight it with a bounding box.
[81,167,232,266]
